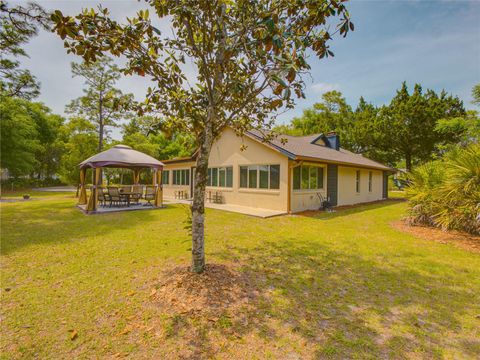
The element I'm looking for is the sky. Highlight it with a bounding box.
[16,0,480,139]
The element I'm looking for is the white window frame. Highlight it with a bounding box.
[207,166,233,188]
[292,164,325,191]
[172,169,190,186]
[162,170,170,185]
[239,164,280,190]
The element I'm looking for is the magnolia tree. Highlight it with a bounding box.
[52,0,353,273]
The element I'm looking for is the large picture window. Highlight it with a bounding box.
[207,166,233,187]
[172,169,190,185]
[239,165,280,190]
[162,170,170,185]
[293,165,324,190]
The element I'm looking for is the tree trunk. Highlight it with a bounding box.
[405,152,412,172]
[191,127,214,273]
[98,92,104,184]
[98,92,104,152]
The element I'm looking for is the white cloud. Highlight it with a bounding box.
[311,82,340,94]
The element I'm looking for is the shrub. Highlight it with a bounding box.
[406,144,480,235]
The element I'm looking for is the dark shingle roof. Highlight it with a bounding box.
[245,129,392,171]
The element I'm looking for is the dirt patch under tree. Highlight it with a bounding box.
[150,263,259,318]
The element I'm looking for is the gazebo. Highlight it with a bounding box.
[78,145,164,213]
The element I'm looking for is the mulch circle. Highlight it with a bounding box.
[149,263,259,318]
[392,220,480,253]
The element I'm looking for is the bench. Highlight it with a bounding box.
[206,190,222,204]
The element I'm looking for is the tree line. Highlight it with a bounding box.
[276,83,479,171]
[1,2,194,186]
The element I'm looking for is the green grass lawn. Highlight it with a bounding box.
[1,193,479,359]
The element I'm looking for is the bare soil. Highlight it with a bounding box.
[150,263,259,317]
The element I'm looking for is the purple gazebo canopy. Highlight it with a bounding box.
[79,144,164,169]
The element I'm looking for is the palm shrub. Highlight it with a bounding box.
[406,144,480,235]
[406,161,444,227]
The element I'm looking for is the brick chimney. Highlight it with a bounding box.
[326,131,340,150]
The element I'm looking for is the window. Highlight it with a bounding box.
[248,166,257,188]
[240,166,248,188]
[172,169,190,185]
[226,167,233,187]
[207,166,233,188]
[293,167,301,190]
[211,168,218,186]
[259,165,269,189]
[219,167,226,187]
[293,165,324,190]
[309,166,317,189]
[301,166,309,189]
[239,164,280,190]
[269,165,280,189]
[162,170,169,185]
[356,170,361,193]
[368,171,372,192]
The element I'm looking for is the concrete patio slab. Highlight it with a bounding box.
[77,203,163,214]
[76,198,286,218]
[164,197,286,218]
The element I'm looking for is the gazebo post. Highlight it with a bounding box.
[154,168,163,207]
[152,168,157,206]
[86,167,101,212]
[78,168,88,205]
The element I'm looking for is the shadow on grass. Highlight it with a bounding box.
[0,199,179,255]
[296,199,406,220]
[208,240,477,358]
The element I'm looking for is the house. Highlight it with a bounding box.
[161,127,393,213]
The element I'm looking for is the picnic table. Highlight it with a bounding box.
[119,190,142,207]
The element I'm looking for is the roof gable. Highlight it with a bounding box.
[310,134,328,146]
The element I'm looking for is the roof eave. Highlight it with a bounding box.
[161,157,196,164]
[294,155,394,171]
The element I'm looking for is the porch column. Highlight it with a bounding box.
[86,167,101,212]
[78,168,88,205]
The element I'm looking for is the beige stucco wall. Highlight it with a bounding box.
[162,127,289,211]
[337,166,384,206]
[162,128,386,212]
[290,162,328,213]
[162,161,195,199]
